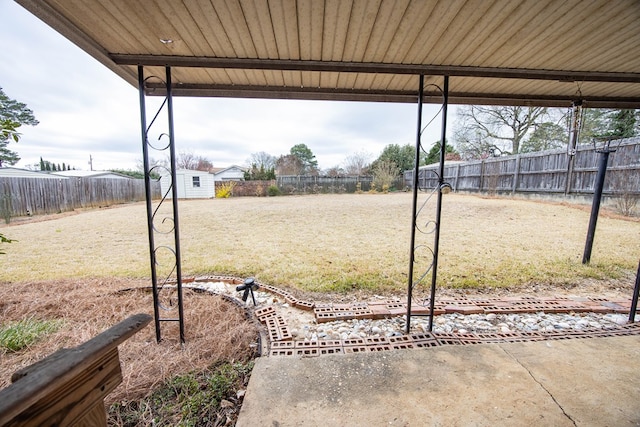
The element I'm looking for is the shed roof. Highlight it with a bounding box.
[0,167,67,179]
[17,0,640,108]
[50,170,132,179]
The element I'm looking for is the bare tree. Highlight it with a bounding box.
[454,106,550,158]
[371,159,398,192]
[275,154,303,175]
[325,165,345,177]
[176,151,213,171]
[343,151,372,175]
[247,151,277,169]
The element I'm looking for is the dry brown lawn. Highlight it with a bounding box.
[1,192,638,293]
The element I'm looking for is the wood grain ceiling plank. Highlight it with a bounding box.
[275,0,301,59]
[119,0,195,56]
[215,0,258,57]
[406,1,465,65]
[268,0,303,85]
[459,0,553,68]
[155,0,210,57]
[341,0,383,62]
[556,8,640,72]
[362,0,410,62]
[47,0,135,54]
[425,0,497,65]
[384,0,439,64]
[182,0,233,56]
[323,0,352,61]
[240,0,279,58]
[296,0,320,60]
[447,0,523,66]
[513,0,633,70]
[319,71,339,89]
[337,72,358,90]
[495,0,597,70]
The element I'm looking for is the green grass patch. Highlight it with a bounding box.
[109,361,254,427]
[0,318,63,353]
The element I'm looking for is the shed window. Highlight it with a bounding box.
[192,176,200,188]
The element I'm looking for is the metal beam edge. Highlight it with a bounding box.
[143,83,640,108]
[111,54,640,83]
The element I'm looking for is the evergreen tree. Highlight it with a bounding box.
[290,144,318,174]
[0,87,39,166]
[608,109,637,138]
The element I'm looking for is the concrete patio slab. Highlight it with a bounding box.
[237,336,640,426]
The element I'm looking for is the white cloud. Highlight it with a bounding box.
[2,1,449,173]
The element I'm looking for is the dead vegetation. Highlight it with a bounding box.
[0,278,258,407]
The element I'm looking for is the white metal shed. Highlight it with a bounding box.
[160,169,214,199]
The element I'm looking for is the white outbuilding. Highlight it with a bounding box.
[160,169,215,199]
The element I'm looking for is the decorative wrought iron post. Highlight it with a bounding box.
[137,65,185,343]
[428,75,449,332]
[406,75,424,334]
[582,138,618,264]
[628,260,640,323]
[406,75,450,334]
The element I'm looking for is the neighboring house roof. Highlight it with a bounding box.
[161,169,212,177]
[211,165,247,176]
[50,170,132,179]
[0,167,68,179]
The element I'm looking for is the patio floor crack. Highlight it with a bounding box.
[500,346,577,427]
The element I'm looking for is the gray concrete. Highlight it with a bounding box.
[236,336,640,426]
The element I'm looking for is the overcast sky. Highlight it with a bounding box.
[1,1,448,172]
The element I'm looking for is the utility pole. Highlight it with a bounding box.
[88,155,93,171]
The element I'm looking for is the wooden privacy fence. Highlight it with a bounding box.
[276,175,404,194]
[0,177,161,218]
[405,138,640,196]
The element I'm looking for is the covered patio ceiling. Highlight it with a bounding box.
[17,0,640,108]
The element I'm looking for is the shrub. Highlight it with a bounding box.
[609,165,639,217]
[267,185,281,196]
[0,318,63,353]
[215,181,236,198]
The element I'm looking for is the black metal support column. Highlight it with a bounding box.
[138,66,161,342]
[137,65,185,343]
[582,148,613,264]
[628,260,640,323]
[406,75,425,334]
[427,75,449,332]
[166,66,185,343]
[406,75,450,334]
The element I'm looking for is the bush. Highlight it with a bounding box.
[215,181,236,198]
[0,318,62,353]
[267,185,281,196]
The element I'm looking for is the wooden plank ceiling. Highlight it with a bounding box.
[17,0,640,107]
